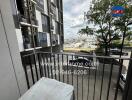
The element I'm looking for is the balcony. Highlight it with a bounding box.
[21,52,131,100]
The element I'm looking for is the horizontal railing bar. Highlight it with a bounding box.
[22,53,35,57]
[22,51,132,60]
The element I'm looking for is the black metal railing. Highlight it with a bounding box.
[22,52,131,100]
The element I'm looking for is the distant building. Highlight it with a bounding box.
[10,0,64,55]
[64,34,97,49]
[79,35,97,48]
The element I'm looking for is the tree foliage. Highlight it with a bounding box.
[78,0,132,55]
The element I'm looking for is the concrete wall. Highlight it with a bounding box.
[0,0,27,100]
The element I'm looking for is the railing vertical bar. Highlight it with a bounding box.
[72,55,75,100]
[28,56,35,84]
[40,54,44,77]
[99,58,105,100]
[23,57,30,89]
[50,54,53,79]
[46,54,50,78]
[106,58,114,100]
[33,54,39,81]
[72,55,74,85]
[42,54,47,77]
[58,54,60,81]
[114,59,123,100]
[77,56,79,100]
[87,57,91,100]
[82,56,84,100]
[54,54,57,79]
[37,53,43,77]
[62,54,65,82]
[67,55,69,83]
[93,57,97,100]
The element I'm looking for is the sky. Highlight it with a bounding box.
[63,0,92,39]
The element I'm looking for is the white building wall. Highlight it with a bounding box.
[36,10,43,32]
[58,34,60,44]
[16,29,24,52]
[0,12,20,100]
[0,1,27,100]
[47,33,51,46]
[56,8,59,21]
[52,19,56,34]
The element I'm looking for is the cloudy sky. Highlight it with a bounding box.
[63,0,92,39]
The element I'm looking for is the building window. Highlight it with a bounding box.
[60,24,63,34]
[21,26,32,49]
[61,35,64,43]
[56,0,62,10]
[56,0,59,9]
[41,14,50,33]
[16,0,25,16]
[21,26,38,49]
[10,0,20,28]
[58,11,63,23]
[60,0,63,10]
[55,22,59,34]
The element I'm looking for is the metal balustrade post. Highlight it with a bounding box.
[123,51,132,100]
[22,56,30,89]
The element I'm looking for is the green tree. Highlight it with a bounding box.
[78,0,132,55]
[126,31,132,40]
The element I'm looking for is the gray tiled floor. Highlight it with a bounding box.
[58,68,122,100]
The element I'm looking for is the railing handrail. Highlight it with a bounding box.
[22,51,132,60]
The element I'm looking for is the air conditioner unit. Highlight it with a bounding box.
[37,32,48,47]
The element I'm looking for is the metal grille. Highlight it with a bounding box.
[22,52,132,100]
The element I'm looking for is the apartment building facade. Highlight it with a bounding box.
[10,0,64,55]
[0,0,64,99]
